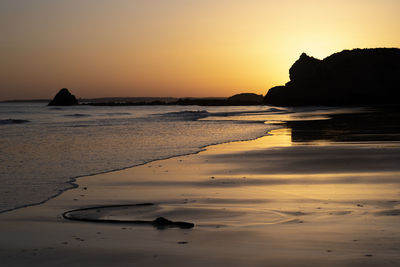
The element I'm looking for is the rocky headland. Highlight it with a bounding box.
[264,48,400,106]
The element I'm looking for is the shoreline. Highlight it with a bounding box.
[0,123,282,215]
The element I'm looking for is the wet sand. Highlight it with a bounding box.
[1,115,400,266]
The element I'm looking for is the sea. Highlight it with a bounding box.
[0,102,285,213]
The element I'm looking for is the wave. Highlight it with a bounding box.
[157,110,210,121]
[0,119,30,125]
[100,112,132,116]
[64,113,91,117]
[68,125,91,128]
[154,108,288,122]
[211,108,287,117]
[0,104,279,214]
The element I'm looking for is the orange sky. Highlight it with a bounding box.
[1,0,399,100]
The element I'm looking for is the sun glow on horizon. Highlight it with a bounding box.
[0,0,399,100]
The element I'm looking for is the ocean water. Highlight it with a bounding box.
[0,102,284,213]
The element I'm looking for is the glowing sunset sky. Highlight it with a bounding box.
[0,0,399,100]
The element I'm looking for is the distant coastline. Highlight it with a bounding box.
[41,91,265,106]
[2,95,264,106]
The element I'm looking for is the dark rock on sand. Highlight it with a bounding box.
[227,93,263,105]
[48,88,78,106]
[62,204,195,229]
[264,48,400,106]
[152,217,194,229]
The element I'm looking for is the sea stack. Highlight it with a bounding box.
[48,88,79,106]
[264,48,400,106]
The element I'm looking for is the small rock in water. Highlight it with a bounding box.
[48,88,78,106]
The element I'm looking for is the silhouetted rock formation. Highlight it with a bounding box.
[264,48,400,106]
[48,88,78,106]
[227,93,263,105]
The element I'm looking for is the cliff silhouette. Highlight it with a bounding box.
[264,48,400,106]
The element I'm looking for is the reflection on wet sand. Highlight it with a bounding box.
[288,106,400,143]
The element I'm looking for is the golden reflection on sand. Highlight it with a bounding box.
[45,127,400,228]
[1,125,400,266]
[206,128,292,155]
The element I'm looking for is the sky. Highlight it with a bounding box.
[0,0,399,100]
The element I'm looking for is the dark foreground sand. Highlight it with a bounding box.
[1,109,400,266]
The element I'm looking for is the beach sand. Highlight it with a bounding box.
[1,120,400,266]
